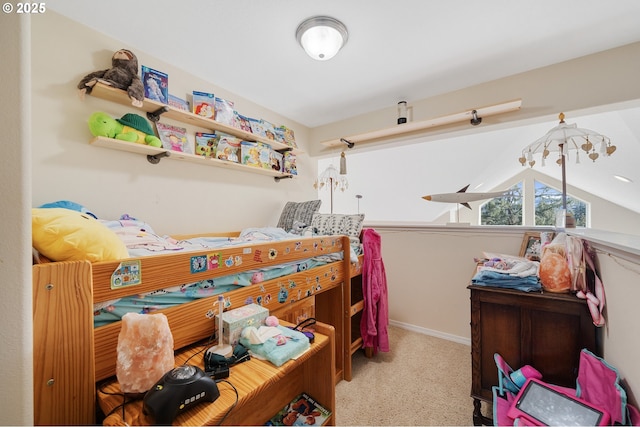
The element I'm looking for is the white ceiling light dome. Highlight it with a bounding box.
[296,16,348,61]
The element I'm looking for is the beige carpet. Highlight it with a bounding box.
[335,325,486,426]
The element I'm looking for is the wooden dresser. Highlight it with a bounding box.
[469,285,602,426]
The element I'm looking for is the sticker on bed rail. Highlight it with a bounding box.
[208,253,221,270]
[190,255,208,273]
[111,260,141,289]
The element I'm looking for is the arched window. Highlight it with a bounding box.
[480,182,523,225]
[534,180,587,227]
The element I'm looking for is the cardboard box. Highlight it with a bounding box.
[221,303,269,346]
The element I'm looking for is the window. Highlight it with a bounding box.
[534,180,587,227]
[480,182,523,225]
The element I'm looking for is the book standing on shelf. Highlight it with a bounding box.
[214,96,236,127]
[284,152,297,175]
[216,133,241,163]
[168,94,190,112]
[195,132,219,158]
[235,113,253,133]
[266,393,331,426]
[141,65,168,104]
[192,91,216,119]
[280,125,298,148]
[269,150,284,172]
[156,122,192,154]
[261,119,277,141]
[241,141,271,169]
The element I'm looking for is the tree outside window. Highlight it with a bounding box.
[480,180,587,226]
[480,183,523,225]
[534,180,586,227]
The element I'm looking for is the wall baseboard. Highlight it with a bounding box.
[389,319,471,346]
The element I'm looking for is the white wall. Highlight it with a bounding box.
[0,13,33,426]
[30,12,319,235]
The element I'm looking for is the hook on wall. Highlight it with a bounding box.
[340,138,355,149]
[470,110,482,126]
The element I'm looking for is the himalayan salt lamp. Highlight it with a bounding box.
[539,252,571,293]
[116,312,175,393]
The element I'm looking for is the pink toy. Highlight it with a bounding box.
[265,316,279,327]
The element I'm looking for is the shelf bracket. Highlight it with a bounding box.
[274,175,293,183]
[147,151,170,164]
[147,106,170,123]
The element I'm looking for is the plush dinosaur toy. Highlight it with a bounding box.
[88,112,162,147]
[77,49,145,107]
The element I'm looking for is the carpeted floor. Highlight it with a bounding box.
[335,325,484,426]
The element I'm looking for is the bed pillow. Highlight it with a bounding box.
[277,200,322,231]
[32,208,129,262]
[311,213,365,239]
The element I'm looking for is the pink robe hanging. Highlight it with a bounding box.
[359,228,390,354]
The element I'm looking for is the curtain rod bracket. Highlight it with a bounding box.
[340,138,355,149]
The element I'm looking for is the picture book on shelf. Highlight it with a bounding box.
[141,65,168,104]
[261,119,277,141]
[168,94,190,112]
[235,113,253,133]
[248,117,266,137]
[214,97,235,127]
[156,122,192,154]
[195,132,219,158]
[241,141,271,169]
[266,393,331,426]
[280,126,298,148]
[215,133,241,163]
[192,91,216,119]
[274,127,286,144]
[269,150,283,172]
[284,152,297,175]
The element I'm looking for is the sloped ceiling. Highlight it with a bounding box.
[48,1,640,216]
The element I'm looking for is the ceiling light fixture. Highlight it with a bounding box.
[296,16,348,61]
[614,175,632,183]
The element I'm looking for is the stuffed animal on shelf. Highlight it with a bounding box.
[88,111,162,147]
[77,49,145,107]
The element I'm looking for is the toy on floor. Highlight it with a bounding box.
[77,48,145,107]
[88,111,162,147]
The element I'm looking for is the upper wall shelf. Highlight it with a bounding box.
[321,99,522,148]
[89,82,302,154]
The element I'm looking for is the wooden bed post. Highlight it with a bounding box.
[33,261,96,425]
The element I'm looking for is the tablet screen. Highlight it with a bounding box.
[515,380,604,426]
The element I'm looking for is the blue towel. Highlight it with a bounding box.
[239,325,310,367]
[471,270,542,292]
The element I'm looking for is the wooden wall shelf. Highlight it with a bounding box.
[321,99,522,148]
[87,83,298,180]
[90,136,294,179]
[90,82,302,154]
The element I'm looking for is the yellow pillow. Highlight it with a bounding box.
[32,208,129,262]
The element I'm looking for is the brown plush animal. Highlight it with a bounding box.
[77,49,144,107]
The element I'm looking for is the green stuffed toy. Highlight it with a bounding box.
[88,112,162,147]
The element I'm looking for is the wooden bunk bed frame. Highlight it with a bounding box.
[33,233,364,425]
